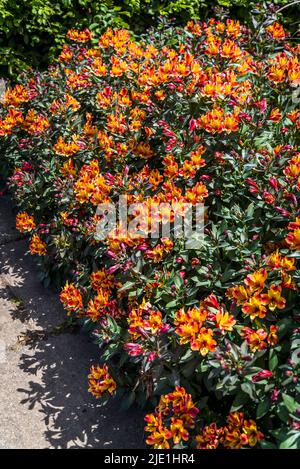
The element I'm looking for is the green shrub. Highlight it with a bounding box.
[1,16,300,448]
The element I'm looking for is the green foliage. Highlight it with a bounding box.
[0,0,130,78]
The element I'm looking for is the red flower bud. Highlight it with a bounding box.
[252,370,273,382]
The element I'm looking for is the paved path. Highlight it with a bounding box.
[0,193,145,448]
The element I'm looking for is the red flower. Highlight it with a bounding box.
[252,370,273,382]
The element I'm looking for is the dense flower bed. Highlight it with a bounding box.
[0,18,300,449]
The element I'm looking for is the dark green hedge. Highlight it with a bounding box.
[0,1,299,79]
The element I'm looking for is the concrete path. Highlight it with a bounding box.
[0,193,145,448]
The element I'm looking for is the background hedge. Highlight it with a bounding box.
[0,0,299,79]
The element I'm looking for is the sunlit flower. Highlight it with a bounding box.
[88,364,116,398]
[60,282,83,313]
[266,22,285,40]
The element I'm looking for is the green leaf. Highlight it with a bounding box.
[259,440,277,449]
[120,391,136,411]
[165,300,178,308]
[118,281,136,292]
[279,432,300,449]
[256,400,270,419]
[181,357,199,378]
[277,402,290,423]
[241,382,256,400]
[231,391,249,411]
[282,394,298,414]
[269,349,278,371]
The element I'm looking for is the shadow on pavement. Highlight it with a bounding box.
[0,194,145,448]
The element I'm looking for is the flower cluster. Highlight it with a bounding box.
[60,282,83,314]
[145,386,199,449]
[195,411,263,449]
[16,212,36,233]
[227,253,295,321]
[174,294,236,356]
[88,364,116,398]
[145,387,263,450]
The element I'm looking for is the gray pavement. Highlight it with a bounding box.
[0,194,145,448]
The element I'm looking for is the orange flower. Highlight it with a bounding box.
[221,39,242,60]
[268,325,279,346]
[170,418,189,445]
[204,36,221,56]
[281,271,296,290]
[96,87,112,108]
[226,19,241,38]
[60,282,83,313]
[65,70,91,88]
[287,110,300,123]
[3,84,29,107]
[145,428,172,449]
[65,93,81,111]
[58,44,73,62]
[285,228,300,251]
[242,295,267,320]
[226,411,244,429]
[92,58,107,77]
[268,108,282,122]
[128,303,169,339]
[167,386,199,422]
[241,327,268,352]
[222,428,247,449]
[185,182,209,204]
[267,66,286,84]
[0,108,24,135]
[22,109,50,134]
[16,212,35,233]
[145,386,199,448]
[195,423,222,449]
[67,28,92,42]
[265,284,286,311]
[267,250,282,269]
[106,112,127,134]
[50,94,81,114]
[161,237,174,251]
[215,311,236,332]
[144,413,162,433]
[133,142,154,159]
[60,159,76,177]
[90,269,114,291]
[87,289,110,321]
[288,60,300,86]
[191,327,217,356]
[29,234,47,256]
[175,306,207,345]
[145,245,164,263]
[226,285,249,305]
[244,268,267,293]
[222,412,263,449]
[267,22,285,40]
[197,107,239,134]
[88,364,116,398]
[149,169,163,188]
[54,135,80,156]
[242,419,264,447]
